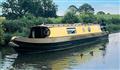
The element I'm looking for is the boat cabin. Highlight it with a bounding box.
[29,26,50,38]
[29,24,102,38]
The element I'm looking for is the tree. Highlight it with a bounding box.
[29,0,57,17]
[68,5,78,14]
[42,0,57,17]
[97,11,105,15]
[79,3,94,14]
[2,0,57,19]
[1,0,25,19]
[107,13,110,15]
[62,12,79,23]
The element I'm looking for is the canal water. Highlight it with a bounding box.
[0,32,120,70]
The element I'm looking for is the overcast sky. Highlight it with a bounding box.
[0,0,120,16]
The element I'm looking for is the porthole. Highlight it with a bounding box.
[82,27,85,32]
[88,27,91,32]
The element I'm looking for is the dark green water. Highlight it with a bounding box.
[0,32,120,70]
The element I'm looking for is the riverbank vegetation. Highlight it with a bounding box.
[0,17,5,45]
[0,0,120,46]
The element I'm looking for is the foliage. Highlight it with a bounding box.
[27,0,57,17]
[2,0,26,19]
[0,24,4,45]
[96,14,120,24]
[68,5,78,14]
[79,3,94,14]
[2,20,22,33]
[3,33,12,45]
[97,11,105,15]
[79,14,96,23]
[1,0,57,19]
[96,14,119,20]
[67,3,95,15]
[0,17,6,45]
[62,12,80,23]
[0,17,6,24]
[95,14,120,32]
[109,17,120,24]
[106,24,120,33]
[47,17,63,24]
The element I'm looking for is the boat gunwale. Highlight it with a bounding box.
[11,32,108,44]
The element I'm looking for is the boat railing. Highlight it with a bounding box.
[44,23,99,27]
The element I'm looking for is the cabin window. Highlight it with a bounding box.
[67,28,76,34]
[32,31,35,38]
[88,27,91,32]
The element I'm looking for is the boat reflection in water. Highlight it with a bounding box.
[11,39,108,70]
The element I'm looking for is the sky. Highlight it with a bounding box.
[0,0,120,16]
[54,0,120,16]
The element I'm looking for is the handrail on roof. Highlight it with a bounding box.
[31,23,99,28]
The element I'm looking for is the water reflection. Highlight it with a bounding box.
[0,33,120,70]
[0,40,109,70]
[13,40,108,70]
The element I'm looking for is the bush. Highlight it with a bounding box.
[0,25,4,45]
[2,15,45,33]
[4,33,12,45]
[2,20,22,33]
[106,24,120,33]
[96,14,120,26]
[79,14,96,23]
[62,12,80,23]
[110,17,120,24]
[47,17,63,24]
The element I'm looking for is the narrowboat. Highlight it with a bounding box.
[9,23,108,53]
